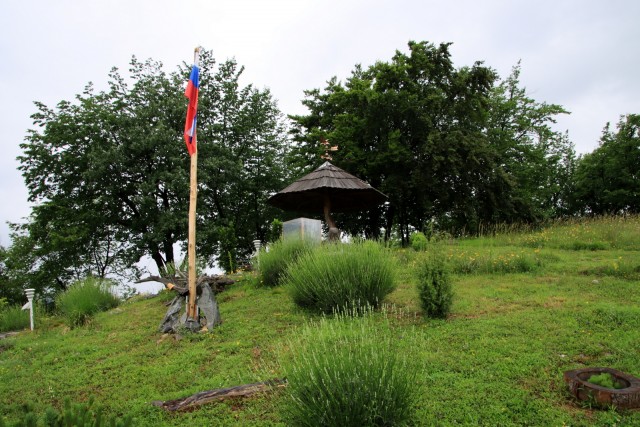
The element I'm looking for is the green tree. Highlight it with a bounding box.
[0,245,18,304]
[487,62,575,221]
[0,223,69,303]
[289,43,575,240]
[572,114,640,214]
[18,51,289,285]
[197,58,290,262]
[290,41,509,241]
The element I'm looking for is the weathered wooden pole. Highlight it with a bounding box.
[184,47,201,321]
[187,149,198,319]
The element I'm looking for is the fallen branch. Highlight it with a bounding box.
[136,274,235,294]
[137,275,188,294]
[151,378,287,411]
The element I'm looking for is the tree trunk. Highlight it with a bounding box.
[151,250,166,274]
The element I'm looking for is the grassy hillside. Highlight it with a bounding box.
[1,216,639,426]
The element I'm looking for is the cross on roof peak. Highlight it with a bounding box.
[320,138,339,161]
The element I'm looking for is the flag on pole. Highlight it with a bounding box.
[184,64,200,156]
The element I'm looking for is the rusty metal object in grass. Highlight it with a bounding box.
[564,367,640,409]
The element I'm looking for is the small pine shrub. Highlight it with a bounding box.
[280,309,417,426]
[0,303,30,332]
[257,238,315,287]
[56,277,120,328]
[0,397,133,427]
[286,241,396,314]
[417,252,453,319]
[410,231,429,251]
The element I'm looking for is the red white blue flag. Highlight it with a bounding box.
[184,64,200,155]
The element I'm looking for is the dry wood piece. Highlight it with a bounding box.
[152,378,287,411]
[137,273,232,333]
[136,274,235,294]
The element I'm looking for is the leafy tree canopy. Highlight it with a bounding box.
[17,50,289,291]
[289,41,573,241]
[572,114,640,214]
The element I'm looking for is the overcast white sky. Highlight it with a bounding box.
[1,0,639,248]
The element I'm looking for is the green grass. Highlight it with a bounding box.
[445,245,545,274]
[1,216,640,426]
[0,304,30,332]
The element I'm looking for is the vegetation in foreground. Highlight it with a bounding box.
[279,309,417,426]
[0,216,639,426]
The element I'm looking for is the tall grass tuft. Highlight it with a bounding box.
[504,215,640,251]
[0,303,30,332]
[56,277,120,327]
[257,238,316,287]
[417,252,453,319]
[580,259,640,281]
[279,308,417,426]
[285,241,396,314]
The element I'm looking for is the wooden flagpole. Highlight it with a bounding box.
[187,150,198,319]
[187,47,201,320]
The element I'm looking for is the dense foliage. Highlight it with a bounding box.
[0,300,29,332]
[16,51,289,292]
[4,40,637,301]
[289,42,574,240]
[257,238,316,287]
[572,114,640,214]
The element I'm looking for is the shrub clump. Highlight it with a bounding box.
[410,231,429,251]
[257,238,316,287]
[285,241,396,314]
[0,299,30,332]
[417,252,453,319]
[56,277,120,327]
[280,310,417,426]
